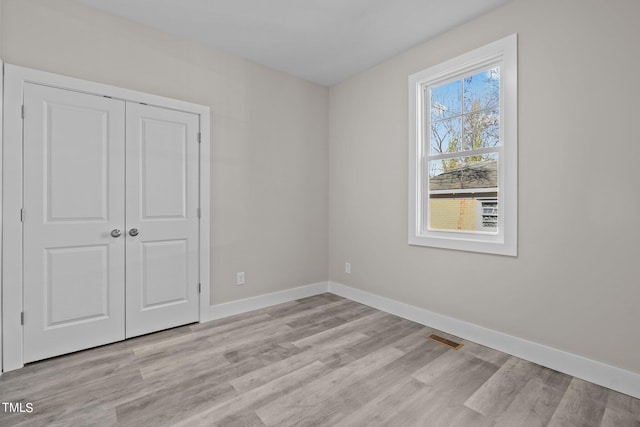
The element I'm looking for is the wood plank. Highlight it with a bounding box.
[230,331,369,393]
[465,356,543,417]
[547,378,608,427]
[599,407,640,427]
[318,318,424,369]
[607,389,640,415]
[255,346,405,425]
[172,361,329,426]
[115,378,236,426]
[339,349,497,426]
[458,339,512,367]
[333,377,428,427]
[292,310,387,348]
[494,377,567,427]
[293,338,448,425]
[408,351,501,426]
[14,404,119,427]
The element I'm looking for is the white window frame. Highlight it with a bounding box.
[408,34,517,256]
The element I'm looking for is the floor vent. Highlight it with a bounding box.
[428,334,463,350]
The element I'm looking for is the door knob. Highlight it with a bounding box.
[129,228,139,237]
[111,229,122,238]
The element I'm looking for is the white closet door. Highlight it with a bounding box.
[23,84,126,363]
[125,102,199,338]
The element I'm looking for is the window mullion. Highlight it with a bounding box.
[427,146,499,161]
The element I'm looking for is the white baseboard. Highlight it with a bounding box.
[201,282,329,322]
[328,281,640,399]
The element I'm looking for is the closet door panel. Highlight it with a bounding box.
[125,102,199,338]
[22,83,126,363]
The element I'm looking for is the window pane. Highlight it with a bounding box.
[463,108,500,151]
[464,67,500,113]
[427,154,498,233]
[430,117,461,155]
[430,80,461,121]
[429,153,498,191]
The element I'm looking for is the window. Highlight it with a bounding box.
[408,34,517,255]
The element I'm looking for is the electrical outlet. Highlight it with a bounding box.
[345,262,351,274]
[236,272,245,285]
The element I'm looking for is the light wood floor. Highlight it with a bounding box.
[1,293,639,426]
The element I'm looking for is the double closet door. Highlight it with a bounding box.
[22,83,200,363]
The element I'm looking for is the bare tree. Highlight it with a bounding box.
[430,69,499,174]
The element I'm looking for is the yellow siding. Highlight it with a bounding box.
[429,199,477,231]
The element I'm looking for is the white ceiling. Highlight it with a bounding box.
[78,0,513,86]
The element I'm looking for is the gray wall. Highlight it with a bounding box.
[329,0,640,374]
[0,0,329,305]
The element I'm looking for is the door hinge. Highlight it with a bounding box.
[197,132,201,144]
[21,312,24,325]
[21,105,25,119]
[197,207,201,219]
[198,283,201,294]
[20,208,25,222]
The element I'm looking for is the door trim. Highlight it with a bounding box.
[1,64,211,372]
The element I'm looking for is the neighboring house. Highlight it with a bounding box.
[429,160,498,232]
